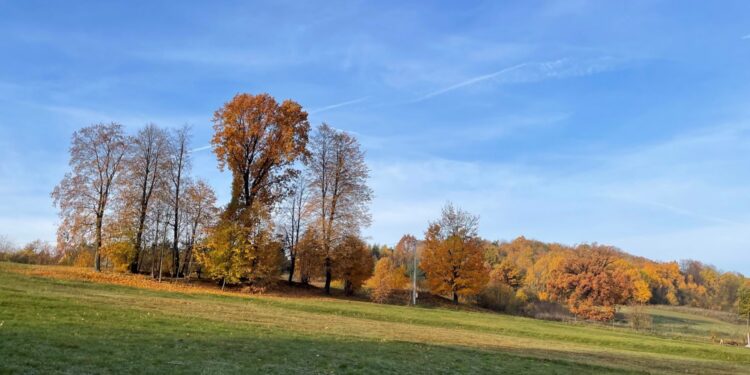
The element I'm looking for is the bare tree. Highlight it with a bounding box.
[52,123,127,271]
[278,173,310,284]
[179,179,218,278]
[168,125,191,277]
[122,124,169,273]
[307,124,372,294]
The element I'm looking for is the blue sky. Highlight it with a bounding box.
[1,1,749,273]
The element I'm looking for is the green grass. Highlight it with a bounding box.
[1,263,749,374]
[618,305,747,342]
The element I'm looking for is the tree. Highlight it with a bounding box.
[278,173,310,284]
[211,93,309,213]
[641,262,683,305]
[367,256,409,303]
[52,123,127,271]
[180,179,218,277]
[168,125,191,277]
[196,221,250,290]
[121,124,169,273]
[209,93,309,284]
[198,207,283,288]
[332,235,374,295]
[148,196,173,279]
[490,259,525,290]
[307,124,372,294]
[421,203,488,304]
[738,287,750,332]
[294,227,324,284]
[547,245,636,321]
[393,234,420,305]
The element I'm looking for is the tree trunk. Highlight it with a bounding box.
[151,212,161,278]
[324,258,332,294]
[184,249,194,282]
[130,205,147,273]
[150,243,157,278]
[243,170,251,207]
[179,246,191,277]
[453,291,459,305]
[94,213,103,272]
[288,255,296,284]
[158,244,164,282]
[172,220,179,278]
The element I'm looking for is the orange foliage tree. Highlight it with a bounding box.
[332,235,374,295]
[212,92,309,212]
[207,93,309,283]
[421,203,488,304]
[547,245,638,321]
[367,256,409,303]
[294,227,324,284]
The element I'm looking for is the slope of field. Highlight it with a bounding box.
[1,263,748,374]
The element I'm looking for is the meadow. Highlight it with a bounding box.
[1,262,748,374]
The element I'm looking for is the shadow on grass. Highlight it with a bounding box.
[0,324,640,375]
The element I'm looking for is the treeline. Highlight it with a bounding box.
[42,92,750,322]
[368,212,750,320]
[0,237,60,265]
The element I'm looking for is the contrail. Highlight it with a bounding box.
[412,62,531,102]
[189,145,212,153]
[308,96,369,114]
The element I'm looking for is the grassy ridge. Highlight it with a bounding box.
[1,263,748,374]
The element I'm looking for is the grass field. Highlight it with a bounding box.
[1,262,749,374]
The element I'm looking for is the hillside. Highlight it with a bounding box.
[1,262,748,374]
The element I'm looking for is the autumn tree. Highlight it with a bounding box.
[294,227,324,284]
[196,221,250,289]
[209,93,309,283]
[738,287,750,331]
[490,259,525,290]
[52,123,127,271]
[421,203,488,304]
[307,124,372,294]
[479,260,529,313]
[332,235,374,295]
[641,262,683,305]
[547,245,636,321]
[392,234,419,270]
[212,93,309,213]
[367,256,409,303]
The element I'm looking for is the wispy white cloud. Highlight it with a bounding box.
[364,121,750,273]
[308,96,369,114]
[603,193,738,226]
[742,34,750,40]
[42,105,205,129]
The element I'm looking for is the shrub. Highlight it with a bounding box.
[627,304,653,331]
[477,281,525,314]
